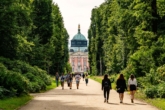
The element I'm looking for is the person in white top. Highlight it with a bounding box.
[75,73,81,89]
[128,74,137,103]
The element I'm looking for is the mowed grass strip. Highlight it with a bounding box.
[136,92,165,110]
[0,95,32,110]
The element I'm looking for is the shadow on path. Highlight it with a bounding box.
[19,97,102,110]
[134,102,147,105]
[107,102,119,105]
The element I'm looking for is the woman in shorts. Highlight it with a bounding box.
[128,74,137,103]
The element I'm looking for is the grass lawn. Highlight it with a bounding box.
[0,79,57,110]
[136,92,165,110]
[0,95,33,110]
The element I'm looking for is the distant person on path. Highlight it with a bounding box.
[82,73,85,81]
[128,74,137,103]
[60,73,65,90]
[55,72,59,87]
[75,73,81,89]
[66,73,70,87]
[85,73,89,86]
[116,74,127,103]
[69,73,73,89]
[102,74,112,103]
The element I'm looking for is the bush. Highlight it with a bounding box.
[157,82,165,98]
[144,86,158,98]
[0,57,52,98]
[0,87,11,99]
[144,82,165,98]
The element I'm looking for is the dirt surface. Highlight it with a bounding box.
[19,78,159,110]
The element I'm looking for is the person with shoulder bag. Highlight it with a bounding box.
[128,74,137,103]
[102,74,112,103]
[116,74,127,103]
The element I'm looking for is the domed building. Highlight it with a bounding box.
[69,25,89,72]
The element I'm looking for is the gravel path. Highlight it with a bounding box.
[19,78,159,110]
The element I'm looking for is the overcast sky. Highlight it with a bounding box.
[53,0,105,43]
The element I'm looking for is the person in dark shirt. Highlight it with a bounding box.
[69,73,73,89]
[55,72,59,87]
[82,73,85,81]
[102,74,112,103]
[116,74,127,103]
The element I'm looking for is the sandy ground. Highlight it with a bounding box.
[19,78,159,110]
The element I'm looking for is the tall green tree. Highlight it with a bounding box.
[0,0,32,59]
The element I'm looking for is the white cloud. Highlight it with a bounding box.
[53,0,104,43]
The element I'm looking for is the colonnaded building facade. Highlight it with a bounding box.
[69,25,89,72]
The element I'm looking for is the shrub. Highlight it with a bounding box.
[144,86,158,98]
[157,82,165,98]
[0,57,52,98]
[144,82,165,98]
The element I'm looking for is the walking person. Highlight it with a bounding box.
[66,73,70,87]
[85,73,89,86]
[75,73,81,89]
[55,72,59,87]
[69,73,73,89]
[60,73,65,90]
[128,74,137,103]
[82,73,85,81]
[116,74,127,103]
[102,74,112,103]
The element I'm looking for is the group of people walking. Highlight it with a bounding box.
[56,72,137,103]
[55,72,89,90]
[102,74,137,103]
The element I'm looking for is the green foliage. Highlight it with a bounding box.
[144,82,165,98]
[0,0,68,100]
[0,57,52,98]
[88,0,165,102]
[0,87,10,99]
[0,63,29,97]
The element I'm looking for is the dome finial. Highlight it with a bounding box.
[78,24,80,33]
[78,24,80,29]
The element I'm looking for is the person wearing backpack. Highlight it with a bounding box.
[102,74,112,103]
